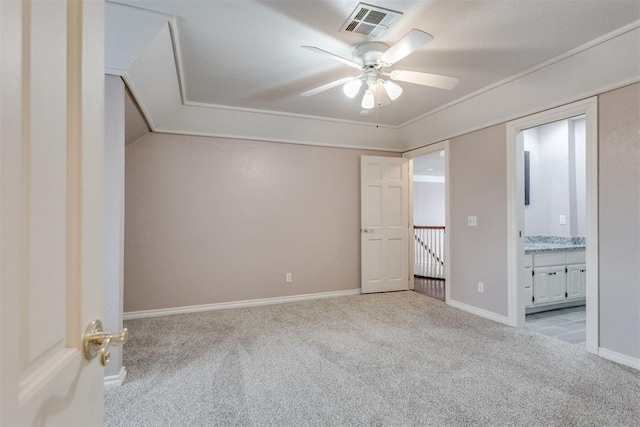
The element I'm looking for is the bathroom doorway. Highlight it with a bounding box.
[506,97,599,354]
[520,116,588,347]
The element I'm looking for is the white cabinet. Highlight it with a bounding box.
[524,265,533,307]
[533,265,566,304]
[523,255,534,307]
[566,264,586,300]
[528,250,585,308]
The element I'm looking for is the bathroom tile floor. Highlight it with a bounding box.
[526,305,586,347]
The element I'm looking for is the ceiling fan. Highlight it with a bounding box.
[301,29,459,110]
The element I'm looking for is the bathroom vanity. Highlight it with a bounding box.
[523,237,586,313]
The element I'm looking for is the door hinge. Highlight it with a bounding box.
[565,267,568,273]
[565,292,568,298]
[532,296,535,303]
[531,270,535,277]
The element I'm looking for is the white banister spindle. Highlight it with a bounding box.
[413,226,445,279]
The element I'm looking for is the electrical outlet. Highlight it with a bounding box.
[467,216,477,227]
[478,282,484,293]
[559,215,566,225]
[285,273,292,283]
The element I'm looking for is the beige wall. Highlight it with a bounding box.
[598,83,640,359]
[124,133,398,312]
[439,84,639,360]
[448,124,508,316]
[413,181,445,226]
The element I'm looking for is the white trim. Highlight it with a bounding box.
[184,100,399,129]
[123,289,361,320]
[598,348,640,371]
[444,142,451,303]
[399,20,640,129]
[402,141,450,301]
[506,123,521,327]
[104,367,127,388]
[121,73,157,131]
[407,159,415,291]
[583,99,599,355]
[153,128,404,152]
[505,97,599,354]
[167,17,186,105]
[105,67,126,76]
[447,299,510,325]
[403,143,445,158]
[121,76,402,152]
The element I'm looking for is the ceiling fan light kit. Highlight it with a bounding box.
[383,80,402,100]
[361,89,375,109]
[343,78,363,98]
[301,28,460,112]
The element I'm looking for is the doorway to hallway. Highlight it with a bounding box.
[405,145,448,302]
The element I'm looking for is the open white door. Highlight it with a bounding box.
[1,1,111,425]
[360,156,410,293]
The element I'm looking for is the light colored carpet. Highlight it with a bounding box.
[105,291,640,426]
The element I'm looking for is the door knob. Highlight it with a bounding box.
[83,319,128,366]
[362,228,374,233]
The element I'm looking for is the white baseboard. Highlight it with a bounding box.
[124,289,361,320]
[598,348,640,371]
[104,367,127,388]
[447,299,511,325]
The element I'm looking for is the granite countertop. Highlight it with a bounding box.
[524,243,586,254]
[524,236,586,254]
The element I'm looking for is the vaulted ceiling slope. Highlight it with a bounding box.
[106,1,640,151]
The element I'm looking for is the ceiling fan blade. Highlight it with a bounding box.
[379,29,434,66]
[389,70,460,90]
[301,46,362,69]
[300,76,357,97]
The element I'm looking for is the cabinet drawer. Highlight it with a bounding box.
[566,250,586,264]
[533,252,566,267]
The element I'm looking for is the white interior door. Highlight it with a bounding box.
[361,156,409,293]
[1,1,107,425]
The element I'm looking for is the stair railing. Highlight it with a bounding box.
[414,226,445,279]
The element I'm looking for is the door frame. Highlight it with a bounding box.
[402,141,451,303]
[506,97,599,354]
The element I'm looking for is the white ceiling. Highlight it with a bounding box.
[111,0,640,127]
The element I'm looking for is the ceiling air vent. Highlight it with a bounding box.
[340,3,402,38]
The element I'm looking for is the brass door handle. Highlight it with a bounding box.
[83,319,128,366]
